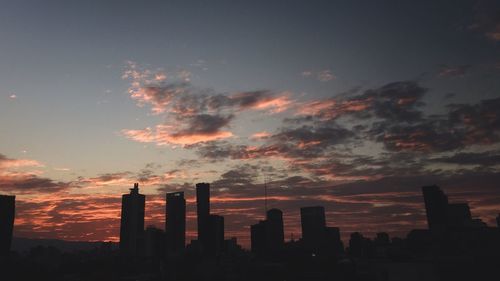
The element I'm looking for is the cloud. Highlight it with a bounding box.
[296,81,426,123]
[0,154,43,169]
[431,151,500,166]
[302,69,335,82]
[130,82,191,114]
[448,97,500,145]
[0,154,70,194]
[76,166,182,188]
[438,65,472,78]
[122,115,234,146]
[468,0,500,42]
[251,131,272,140]
[122,63,293,146]
[195,80,500,190]
[317,69,336,82]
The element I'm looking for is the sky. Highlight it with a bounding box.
[1,0,500,247]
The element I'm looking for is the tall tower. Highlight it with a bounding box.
[196,183,210,248]
[166,191,186,254]
[422,185,448,230]
[0,195,15,256]
[266,208,284,252]
[300,206,326,250]
[119,183,145,256]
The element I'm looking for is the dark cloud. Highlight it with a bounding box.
[0,175,69,193]
[369,119,465,152]
[431,151,500,166]
[469,0,500,41]
[0,153,70,193]
[123,64,292,145]
[448,97,500,145]
[171,114,233,138]
[360,81,427,122]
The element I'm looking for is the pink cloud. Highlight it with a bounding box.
[250,131,272,140]
[122,124,234,146]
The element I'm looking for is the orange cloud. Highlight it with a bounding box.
[251,131,271,140]
[122,124,234,146]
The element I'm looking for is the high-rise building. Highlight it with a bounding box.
[166,191,186,254]
[300,206,326,250]
[206,214,224,256]
[196,182,210,248]
[119,183,145,256]
[0,195,15,256]
[250,208,285,256]
[265,208,284,253]
[250,220,266,255]
[422,185,448,230]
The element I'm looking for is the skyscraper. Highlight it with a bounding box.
[166,191,186,254]
[119,183,145,256]
[250,220,266,255]
[0,195,15,256]
[422,185,448,230]
[250,208,285,256]
[206,214,224,256]
[196,182,210,249]
[266,208,284,253]
[300,206,326,250]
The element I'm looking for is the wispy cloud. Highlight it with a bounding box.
[438,64,472,78]
[121,62,294,146]
[301,69,335,82]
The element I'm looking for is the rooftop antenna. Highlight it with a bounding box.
[264,175,268,215]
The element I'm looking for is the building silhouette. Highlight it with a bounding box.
[422,185,448,230]
[250,220,266,255]
[497,213,500,228]
[250,208,284,256]
[207,214,224,256]
[119,183,145,256]
[422,185,484,231]
[0,195,15,256]
[300,206,326,251]
[165,191,186,254]
[196,182,210,251]
[145,225,165,259]
[446,203,472,228]
[265,208,284,253]
[325,226,344,256]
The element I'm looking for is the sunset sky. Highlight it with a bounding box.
[1,0,500,247]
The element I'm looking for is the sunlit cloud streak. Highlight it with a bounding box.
[122,62,293,146]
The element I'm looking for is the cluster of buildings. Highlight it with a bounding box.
[118,183,500,261]
[119,182,228,258]
[1,183,500,263]
[119,182,347,259]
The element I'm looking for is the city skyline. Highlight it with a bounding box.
[1,0,500,248]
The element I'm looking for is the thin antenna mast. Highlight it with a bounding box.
[264,176,268,214]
